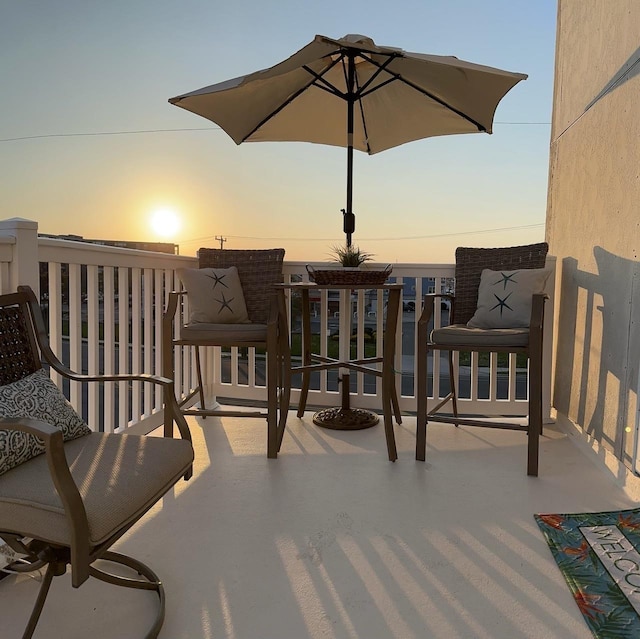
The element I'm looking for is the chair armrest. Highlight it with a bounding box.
[163,290,186,324]
[70,374,192,445]
[16,286,192,445]
[20,286,166,385]
[0,417,91,585]
[417,293,455,327]
[51,375,190,445]
[267,290,280,326]
[529,292,547,332]
[0,416,61,441]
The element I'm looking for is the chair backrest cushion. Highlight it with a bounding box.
[198,248,285,324]
[0,369,91,475]
[452,242,549,325]
[178,266,250,324]
[467,267,551,328]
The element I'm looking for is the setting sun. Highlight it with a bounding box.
[150,208,181,238]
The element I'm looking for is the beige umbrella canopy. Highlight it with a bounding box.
[170,34,527,245]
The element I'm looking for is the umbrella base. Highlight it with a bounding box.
[312,407,379,430]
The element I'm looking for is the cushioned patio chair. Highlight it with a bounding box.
[416,242,550,476]
[0,286,193,639]
[162,248,290,458]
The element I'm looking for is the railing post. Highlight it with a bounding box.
[0,218,40,295]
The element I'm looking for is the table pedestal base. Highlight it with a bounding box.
[312,407,379,430]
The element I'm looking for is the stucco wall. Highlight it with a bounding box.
[547,0,640,468]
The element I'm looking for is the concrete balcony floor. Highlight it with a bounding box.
[1,410,637,639]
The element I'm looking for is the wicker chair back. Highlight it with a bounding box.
[451,242,549,325]
[198,248,285,324]
[0,294,41,386]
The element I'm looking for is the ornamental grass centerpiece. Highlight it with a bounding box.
[306,244,392,285]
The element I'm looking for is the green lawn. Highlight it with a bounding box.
[290,332,378,359]
[458,352,528,368]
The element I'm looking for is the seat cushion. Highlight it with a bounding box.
[180,322,268,343]
[431,324,530,347]
[0,369,91,475]
[0,432,194,547]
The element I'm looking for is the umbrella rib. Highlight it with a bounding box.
[358,75,397,99]
[383,72,487,131]
[353,74,372,155]
[302,55,348,98]
[354,51,488,131]
[241,59,345,141]
[353,53,398,96]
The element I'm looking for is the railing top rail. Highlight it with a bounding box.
[38,238,198,269]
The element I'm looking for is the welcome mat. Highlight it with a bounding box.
[535,508,640,639]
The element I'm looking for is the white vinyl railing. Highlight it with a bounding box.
[0,219,554,434]
[274,260,554,417]
[38,236,196,433]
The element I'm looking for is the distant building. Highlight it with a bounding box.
[39,233,179,255]
[37,234,179,303]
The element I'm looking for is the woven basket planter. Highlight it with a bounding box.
[306,264,392,285]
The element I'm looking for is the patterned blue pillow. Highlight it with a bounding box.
[0,369,91,475]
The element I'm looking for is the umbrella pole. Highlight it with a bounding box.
[344,51,356,247]
[344,150,354,247]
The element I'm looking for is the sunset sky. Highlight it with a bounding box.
[0,1,557,263]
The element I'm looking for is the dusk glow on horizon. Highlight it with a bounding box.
[2,2,556,262]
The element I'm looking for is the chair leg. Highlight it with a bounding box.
[382,349,398,462]
[527,352,542,477]
[415,328,428,461]
[162,329,176,438]
[90,551,165,639]
[266,343,279,459]
[21,550,166,639]
[194,346,206,414]
[296,288,312,417]
[297,368,311,418]
[22,561,57,639]
[277,384,290,450]
[390,379,402,425]
[277,328,292,449]
[448,351,459,420]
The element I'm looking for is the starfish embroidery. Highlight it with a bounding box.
[204,272,229,290]
[215,291,235,314]
[490,291,514,317]
[492,271,518,290]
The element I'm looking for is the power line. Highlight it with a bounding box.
[180,223,545,245]
[0,127,219,143]
[0,121,550,144]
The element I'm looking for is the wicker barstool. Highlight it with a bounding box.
[163,248,290,458]
[416,242,550,476]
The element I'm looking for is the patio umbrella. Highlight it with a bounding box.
[169,34,527,246]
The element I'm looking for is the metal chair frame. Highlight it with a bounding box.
[416,242,549,476]
[0,286,193,639]
[162,248,291,458]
